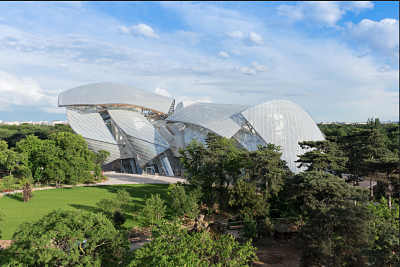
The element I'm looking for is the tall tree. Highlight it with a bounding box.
[228,179,268,218]
[245,144,287,199]
[0,148,28,176]
[340,128,387,187]
[366,156,399,209]
[180,133,246,207]
[295,140,348,175]
[49,132,96,185]
[288,171,374,267]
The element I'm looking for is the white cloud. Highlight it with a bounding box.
[118,25,130,34]
[174,95,212,107]
[119,23,159,38]
[247,31,264,45]
[241,62,269,75]
[227,30,263,46]
[231,49,243,55]
[251,62,269,72]
[241,67,257,75]
[339,1,374,14]
[0,70,58,111]
[277,1,373,28]
[227,30,244,39]
[344,18,399,61]
[219,51,230,58]
[154,87,171,97]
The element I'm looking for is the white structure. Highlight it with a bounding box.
[59,82,325,175]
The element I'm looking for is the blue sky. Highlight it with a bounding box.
[0,1,398,122]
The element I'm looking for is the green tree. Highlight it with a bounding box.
[94,164,102,180]
[49,132,96,185]
[0,209,130,266]
[127,220,257,266]
[0,211,5,239]
[140,194,166,228]
[15,134,49,181]
[364,197,399,266]
[95,150,110,165]
[113,210,126,229]
[228,179,268,218]
[245,144,287,199]
[167,183,203,219]
[0,148,28,176]
[180,133,246,207]
[340,129,387,187]
[0,140,7,151]
[238,214,258,240]
[289,171,374,267]
[96,189,132,222]
[295,140,348,175]
[366,156,399,209]
[167,183,188,217]
[1,175,16,190]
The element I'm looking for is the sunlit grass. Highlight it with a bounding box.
[0,184,171,240]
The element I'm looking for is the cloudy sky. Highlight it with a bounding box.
[0,1,398,122]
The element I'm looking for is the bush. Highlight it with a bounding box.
[257,218,274,238]
[1,175,15,190]
[239,214,258,239]
[140,194,166,228]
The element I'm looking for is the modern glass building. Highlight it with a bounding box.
[58,82,324,175]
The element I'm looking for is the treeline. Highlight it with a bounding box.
[318,118,399,153]
[317,118,399,203]
[0,132,109,190]
[0,123,74,148]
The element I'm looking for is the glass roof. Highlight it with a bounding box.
[166,103,252,138]
[107,106,170,166]
[66,106,118,144]
[107,106,170,148]
[59,82,174,115]
[241,99,325,174]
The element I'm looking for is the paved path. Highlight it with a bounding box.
[1,173,185,196]
[101,172,185,185]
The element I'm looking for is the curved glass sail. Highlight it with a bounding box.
[241,99,325,173]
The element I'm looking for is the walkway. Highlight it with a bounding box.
[1,173,185,196]
[101,172,185,185]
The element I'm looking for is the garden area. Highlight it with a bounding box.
[0,184,170,240]
[0,121,399,266]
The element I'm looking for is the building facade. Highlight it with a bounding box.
[58,82,324,175]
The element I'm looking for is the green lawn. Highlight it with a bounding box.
[0,184,171,240]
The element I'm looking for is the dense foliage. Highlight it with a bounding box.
[0,209,130,266]
[127,220,257,266]
[288,171,375,267]
[180,132,287,217]
[0,123,73,148]
[364,198,399,266]
[318,120,399,203]
[167,183,203,219]
[1,131,110,189]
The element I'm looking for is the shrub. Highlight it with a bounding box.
[239,214,257,240]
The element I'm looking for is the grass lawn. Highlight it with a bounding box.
[0,184,171,240]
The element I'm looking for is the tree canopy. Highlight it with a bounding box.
[0,209,130,267]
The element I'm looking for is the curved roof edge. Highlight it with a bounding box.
[58,82,175,115]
